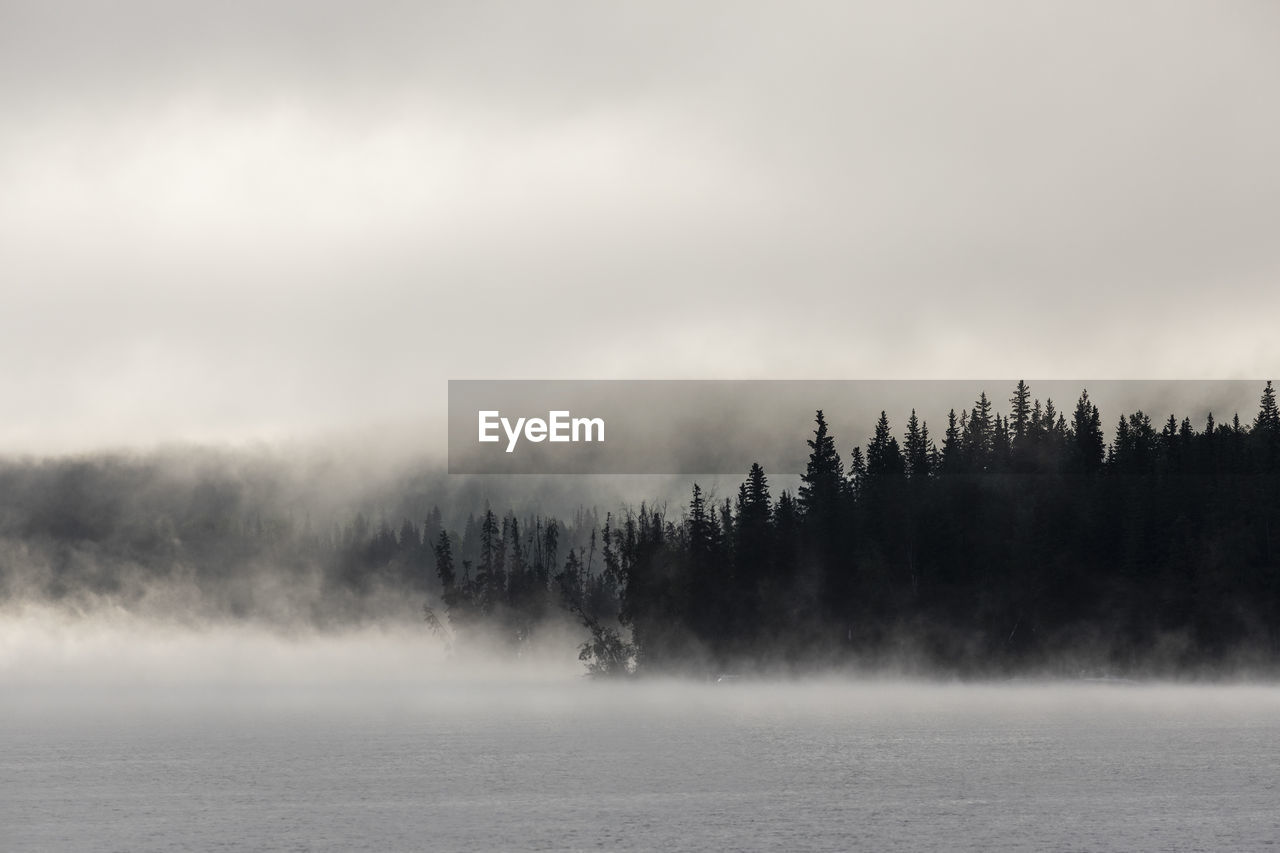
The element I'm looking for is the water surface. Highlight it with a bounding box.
[4,681,1277,851]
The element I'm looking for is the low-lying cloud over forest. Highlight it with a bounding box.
[2,381,1278,679]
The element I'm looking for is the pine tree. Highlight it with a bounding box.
[739,463,772,526]
[904,409,933,480]
[1253,380,1280,470]
[1160,414,1179,466]
[848,446,867,501]
[991,414,1011,470]
[434,530,456,591]
[507,515,526,604]
[688,484,710,553]
[540,520,558,591]
[1043,398,1058,433]
[719,497,734,558]
[1171,416,1196,472]
[1124,411,1157,473]
[735,463,773,602]
[477,507,504,611]
[866,410,906,485]
[942,408,963,472]
[1009,380,1032,442]
[962,392,994,471]
[555,547,584,610]
[1255,381,1280,433]
[1038,398,1064,468]
[1109,414,1130,468]
[772,489,801,595]
[1071,389,1104,472]
[774,490,798,535]
[798,410,845,518]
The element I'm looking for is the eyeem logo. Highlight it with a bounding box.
[478,410,605,453]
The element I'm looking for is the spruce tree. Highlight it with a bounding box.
[1253,380,1280,470]
[903,409,933,480]
[942,409,963,472]
[991,414,1011,471]
[866,411,906,484]
[735,463,773,609]
[1009,380,1032,441]
[1256,381,1280,433]
[738,463,772,527]
[1071,389,1104,472]
[848,446,867,501]
[963,392,994,470]
[798,410,845,519]
[434,530,456,592]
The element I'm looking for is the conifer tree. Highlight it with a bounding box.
[1009,380,1032,441]
[991,414,1011,471]
[965,391,994,467]
[477,507,504,611]
[737,463,772,532]
[866,410,905,485]
[434,530,456,592]
[1043,398,1058,432]
[507,515,526,603]
[774,490,798,540]
[1255,380,1280,433]
[942,409,963,472]
[848,446,867,501]
[734,464,773,614]
[1071,389,1104,472]
[688,484,710,554]
[798,410,845,518]
[903,409,933,480]
[1109,414,1130,467]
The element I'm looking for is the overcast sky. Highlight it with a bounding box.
[2,1,1277,453]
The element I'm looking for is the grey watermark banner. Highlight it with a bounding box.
[448,379,1267,475]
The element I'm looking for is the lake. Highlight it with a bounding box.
[3,679,1277,851]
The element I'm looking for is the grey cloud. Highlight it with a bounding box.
[1,1,1277,452]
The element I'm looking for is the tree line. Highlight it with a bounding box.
[2,382,1277,676]
[429,381,1280,676]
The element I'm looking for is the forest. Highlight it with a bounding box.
[2,381,1278,677]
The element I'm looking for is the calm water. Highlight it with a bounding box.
[3,681,1278,852]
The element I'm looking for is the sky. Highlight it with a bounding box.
[2,1,1278,454]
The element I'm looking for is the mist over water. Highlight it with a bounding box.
[4,610,1278,853]
[0,606,586,697]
